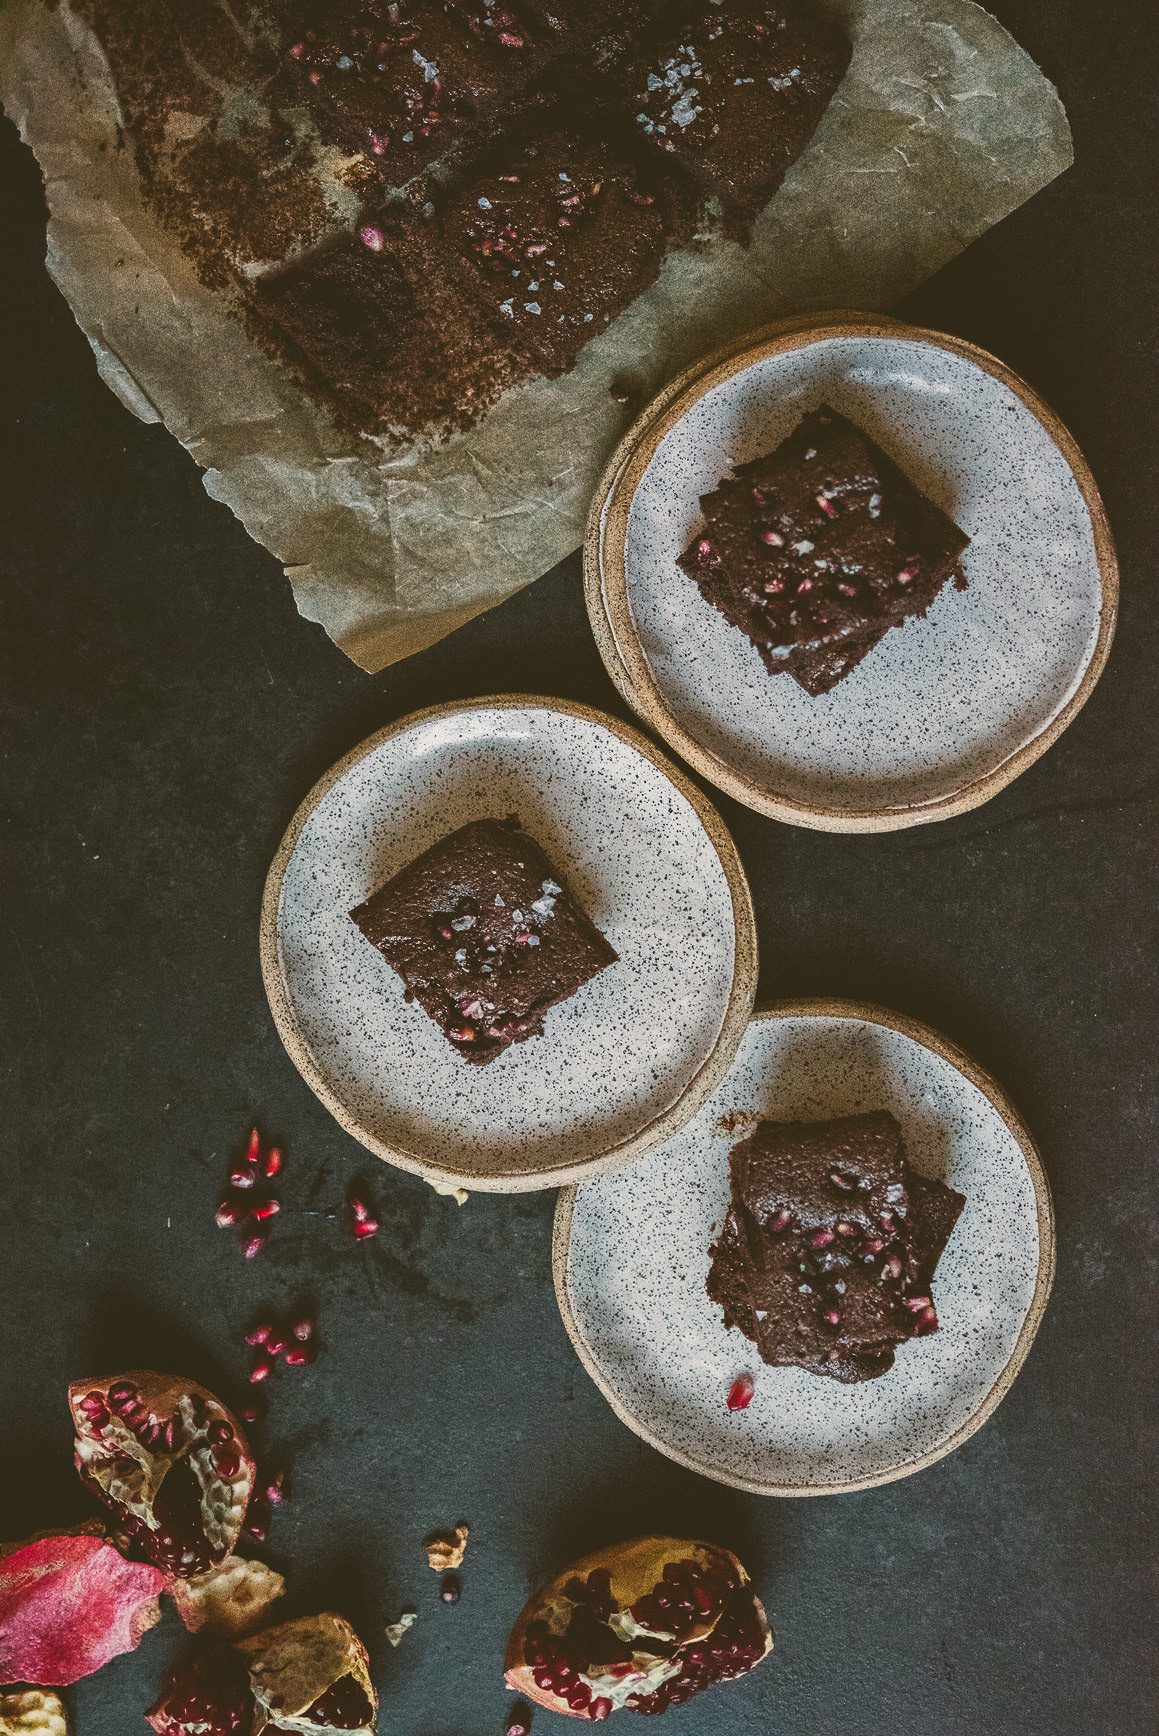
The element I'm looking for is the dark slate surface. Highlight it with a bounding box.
[1,3,1155,1731]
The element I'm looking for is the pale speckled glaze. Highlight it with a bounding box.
[624,336,1105,815]
[563,1012,1044,1490]
[269,703,742,1181]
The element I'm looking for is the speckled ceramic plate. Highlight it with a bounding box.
[260,697,757,1192]
[585,314,1117,832]
[554,1000,1054,1493]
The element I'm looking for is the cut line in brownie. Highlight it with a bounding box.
[349,815,619,1064]
[679,405,971,696]
[706,1111,966,1383]
[618,1,851,223]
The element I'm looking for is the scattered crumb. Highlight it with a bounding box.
[384,1609,418,1647]
[424,1523,469,1571]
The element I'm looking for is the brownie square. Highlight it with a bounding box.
[707,1112,966,1383]
[349,816,619,1063]
[283,1,553,184]
[679,405,971,696]
[619,0,850,219]
[442,130,673,374]
[250,209,522,433]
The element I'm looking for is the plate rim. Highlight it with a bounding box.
[552,996,1056,1494]
[259,693,758,1194]
[583,311,1119,833]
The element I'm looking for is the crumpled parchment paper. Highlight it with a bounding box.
[0,0,1071,672]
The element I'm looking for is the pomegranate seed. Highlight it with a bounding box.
[836,1221,858,1237]
[440,1574,461,1604]
[245,1323,273,1346]
[252,1199,280,1221]
[816,493,838,517]
[695,538,714,565]
[241,1231,267,1258]
[896,562,921,585]
[292,1316,314,1342]
[164,1416,181,1451]
[108,1381,137,1409]
[215,1449,241,1479]
[239,1404,264,1424]
[265,1475,286,1504]
[505,1708,532,1736]
[590,1698,613,1720]
[796,577,814,593]
[263,1147,282,1179]
[768,1207,791,1231]
[913,1304,939,1334]
[764,576,786,592]
[215,1198,243,1227]
[823,1308,841,1326]
[354,1218,379,1239]
[350,1196,370,1222]
[829,1170,854,1190]
[880,1212,897,1234]
[230,1167,256,1190]
[727,1373,755,1411]
[360,224,385,252]
[246,1515,268,1543]
[762,529,784,545]
[266,1331,288,1357]
[809,1228,835,1248]
[79,1392,106,1414]
[207,1420,233,1444]
[250,1356,274,1384]
[862,1236,886,1254]
[284,1345,314,1366]
[905,1296,932,1312]
[447,1025,476,1041]
[245,1127,261,1165]
[885,1252,903,1278]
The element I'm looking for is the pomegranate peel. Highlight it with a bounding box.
[0,1525,164,1686]
[424,1524,469,1571]
[170,1554,287,1637]
[236,1612,376,1733]
[0,1690,68,1735]
[69,1371,255,1578]
[504,1536,772,1719]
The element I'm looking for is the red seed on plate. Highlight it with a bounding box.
[762,529,784,546]
[265,1475,286,1504]
[816,493,838,518]
[241,1231,267,1259]
[265,1332,288,1357]
[245,1127,261,1166]
[264,1147,282,1179]
[726,1373,755,1411]
[350,1196,371,1222]
[252,1199,280,1221]
[216,1199,243,1227]
[354,1218,379,1240]
[245,1323,273,1346]
[230,1167,256,1190]
[249,1356,274,1384]
[284,1345,314,1366]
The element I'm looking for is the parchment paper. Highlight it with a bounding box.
[0,0,1071,672]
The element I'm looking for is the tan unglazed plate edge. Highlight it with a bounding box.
[552,997,1056,1494]
[259,695,758,1193]
[583,312,1119,833]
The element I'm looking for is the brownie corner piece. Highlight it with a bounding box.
[349,816,617,1063]
[680,404,970,696]
[620,0,851,219]
[441,129,674,375]
[706,1110,965,1382]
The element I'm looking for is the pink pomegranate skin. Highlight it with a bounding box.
[0,1526,164,1685]
[68,1371,255,1578]
[504,1536,773,1721]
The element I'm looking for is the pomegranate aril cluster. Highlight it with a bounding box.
[246,1314,316,1383]
[215,1128,282,1257]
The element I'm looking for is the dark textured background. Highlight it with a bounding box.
[2,3,1156,1731]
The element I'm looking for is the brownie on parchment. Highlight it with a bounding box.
[442,130,676,375]
[619,0,850,221]
[707,1111,966,1382]
[349,816,618,1064]
[679,405,970,696]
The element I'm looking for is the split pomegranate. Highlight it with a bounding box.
[169,1553,286,1637]
[148,1614,377,1735]
[504,1536,773,1720]
[0,1524,164,1685]
[68,1371,255,1578]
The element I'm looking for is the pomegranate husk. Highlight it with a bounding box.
[0,1689,69,1735]
[504,1536,773,1720]
[170,1553,286,1637]
[236,1612,377,1734]
[0,1523,164,1686]
[68,1371,255,1578]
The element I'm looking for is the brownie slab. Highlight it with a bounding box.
[442,130,673,374]
[679,405,971,696]
[620,0,850,219]
[349,816,618,1063]
[707,1111,966,1383]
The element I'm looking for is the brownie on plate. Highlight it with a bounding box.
[707,1111,965,1382]
[442,130,674,374]
[349,816,618,1063]
[679,405,971,696]
[619,0,850,220]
